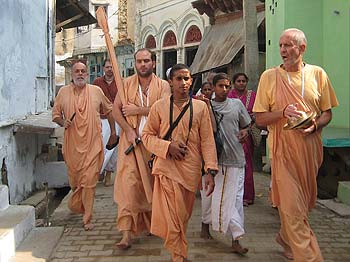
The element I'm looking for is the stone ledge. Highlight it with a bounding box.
[317,199,350,217]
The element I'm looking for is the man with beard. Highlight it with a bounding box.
[113,48,171,249]
[52,61,117,230]
[93,59,120,186]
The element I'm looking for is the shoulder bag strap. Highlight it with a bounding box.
[184,99,193,145]
[210,101,224,129]
[163,96,191,141]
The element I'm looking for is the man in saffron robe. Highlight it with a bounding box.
[113,48,171,249]
[253,28,338,261]
[52,61,117,230]
[142,64,217,262]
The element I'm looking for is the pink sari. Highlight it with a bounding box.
[228,88,256,204]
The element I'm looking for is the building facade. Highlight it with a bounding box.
[56,0,136,86]
[135,0,210,80]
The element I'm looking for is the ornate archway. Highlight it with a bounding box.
[184,25,202,44]
[145,35,156,49]
[163,30,177,47]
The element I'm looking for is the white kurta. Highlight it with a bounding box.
[100,119,120,173]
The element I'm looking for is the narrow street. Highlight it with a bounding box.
[49,173,350,262]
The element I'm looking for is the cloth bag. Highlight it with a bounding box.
[245,90,262,147]
[250,123,262,147]
[211,105,224,160]
[214,130,224,160]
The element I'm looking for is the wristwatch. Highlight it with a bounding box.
[207,169,218,177]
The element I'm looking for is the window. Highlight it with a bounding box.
[76,25,89,34]
[145,35,156,49]
[163,31,177,47]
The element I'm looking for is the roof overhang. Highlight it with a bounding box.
[192,0,243,17]
[190,10,265,75]
[56,0,97,32]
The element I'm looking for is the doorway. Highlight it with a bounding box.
[163,50,177,79]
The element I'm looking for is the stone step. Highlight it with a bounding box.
[0,205,35,262]
[338,181,350,206]
[9,227,64,262]
[0,185,9,210]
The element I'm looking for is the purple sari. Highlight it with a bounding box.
[228,88,256,204]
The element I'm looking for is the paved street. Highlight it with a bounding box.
[49,173,350,262]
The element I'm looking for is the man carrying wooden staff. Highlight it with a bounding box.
[113,49,171,248]
[96,8,171,249]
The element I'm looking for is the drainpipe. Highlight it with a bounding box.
[48,0,56,106]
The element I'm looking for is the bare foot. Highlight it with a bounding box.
[104,172,113,187]
[116,231,132,250]
[275,233,294,260]
[232,240,248,255]
[200,223,213,240]
[115,241,131,250]
[83,223,94,231]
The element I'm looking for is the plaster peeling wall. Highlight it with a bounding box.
[0,0,49,121]
[0,0,52,204]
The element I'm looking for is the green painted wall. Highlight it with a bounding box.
[265,0,350,130]
[322,1,349,128]
[265,0,285,67]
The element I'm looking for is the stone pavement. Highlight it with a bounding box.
[49,173,350,262]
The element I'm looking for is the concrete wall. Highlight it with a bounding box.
[322,1,349,129]
[0,0,53,203]
[0,1,50,120]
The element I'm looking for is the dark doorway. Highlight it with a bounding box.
[163,50,177,79]
[185,47,198,67]
[185,47,201,94]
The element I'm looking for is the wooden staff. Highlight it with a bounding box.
[96,7,153,203]
[96,7,126,105]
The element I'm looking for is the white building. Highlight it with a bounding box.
[57,0,136,85]
[135,0,209,81]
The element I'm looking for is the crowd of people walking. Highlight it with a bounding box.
[52,28,338,262]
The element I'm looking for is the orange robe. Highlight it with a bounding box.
[253,65,338,262]
[142,97,218,261]
[52,84,112,224]
[114,73,170,235]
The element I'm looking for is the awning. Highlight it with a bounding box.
[13,111,59,135]
[190,11,265,75]
[56,0,97,32]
